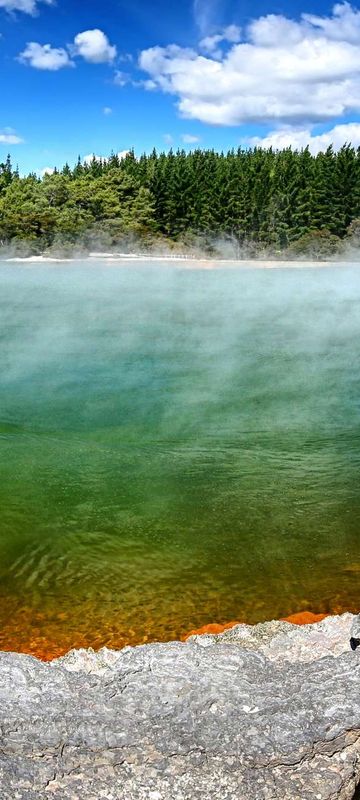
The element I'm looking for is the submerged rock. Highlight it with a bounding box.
[1,613,360,799]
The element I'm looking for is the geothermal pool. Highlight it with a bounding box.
[1,260,360,659]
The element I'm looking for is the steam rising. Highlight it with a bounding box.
[1,259,360,655]
[3,232,360,263]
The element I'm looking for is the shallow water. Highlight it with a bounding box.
[1,261,360,658]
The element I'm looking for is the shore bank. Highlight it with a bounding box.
[1,613,359,799]
[184,610,329,638]
[0,609,342,662]
[3,253,359,268]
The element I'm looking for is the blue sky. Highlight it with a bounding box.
[2,0,360,173]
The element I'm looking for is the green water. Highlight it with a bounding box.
[1,261,360,657]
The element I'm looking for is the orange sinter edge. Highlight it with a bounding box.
[183,611,329,639]
[1,611,331,661]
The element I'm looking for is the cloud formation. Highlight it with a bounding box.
[193,0,221,35]
[247,122,360,154]
[113,70,130,86]
[19,29,117,70]
[73,29,117,64]
[200,25,241,58]
[83,150,129,164]
[0,0,52,14]
[181,134,200,143]
[139,3,360,128]
[19,42,73,70]
[0,129,23,144]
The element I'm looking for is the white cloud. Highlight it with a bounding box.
[73,29,117,64]
[83,153,104,164]
[302,2,360,43]
[0,0,52,14]
[103,106,113,115]
[138,78,157,90]
[117,150,130,160]
[40,166,55,176]
[84,150,130,164]
[19,42,73,70]
[200,25,241,57]
[19,29,117,71]
[247,122,360,154]
[0,129,23,144]
[181,134,201,143]
[163,133,174,145]
[193,0,221,35]
[139,3,360,127]
[247,15,306,47]
[223,24,242,43]
[113,70,130,86]
[118,52,133,63]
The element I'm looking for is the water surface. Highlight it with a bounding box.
[1,261,360,658]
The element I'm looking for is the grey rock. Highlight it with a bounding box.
[1,613,360,799]
[189,613,355,662]
[350,614,360,646]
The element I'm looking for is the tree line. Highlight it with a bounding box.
[1,145,360,258]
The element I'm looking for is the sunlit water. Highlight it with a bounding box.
[1,260,360,659]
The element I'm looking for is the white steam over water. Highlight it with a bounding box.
[5,255,360,268]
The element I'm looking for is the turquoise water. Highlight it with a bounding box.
[1,261,360,657]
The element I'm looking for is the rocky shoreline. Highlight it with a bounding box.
[1,613,360,799]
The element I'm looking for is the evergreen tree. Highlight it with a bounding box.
[0,144,360,256]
